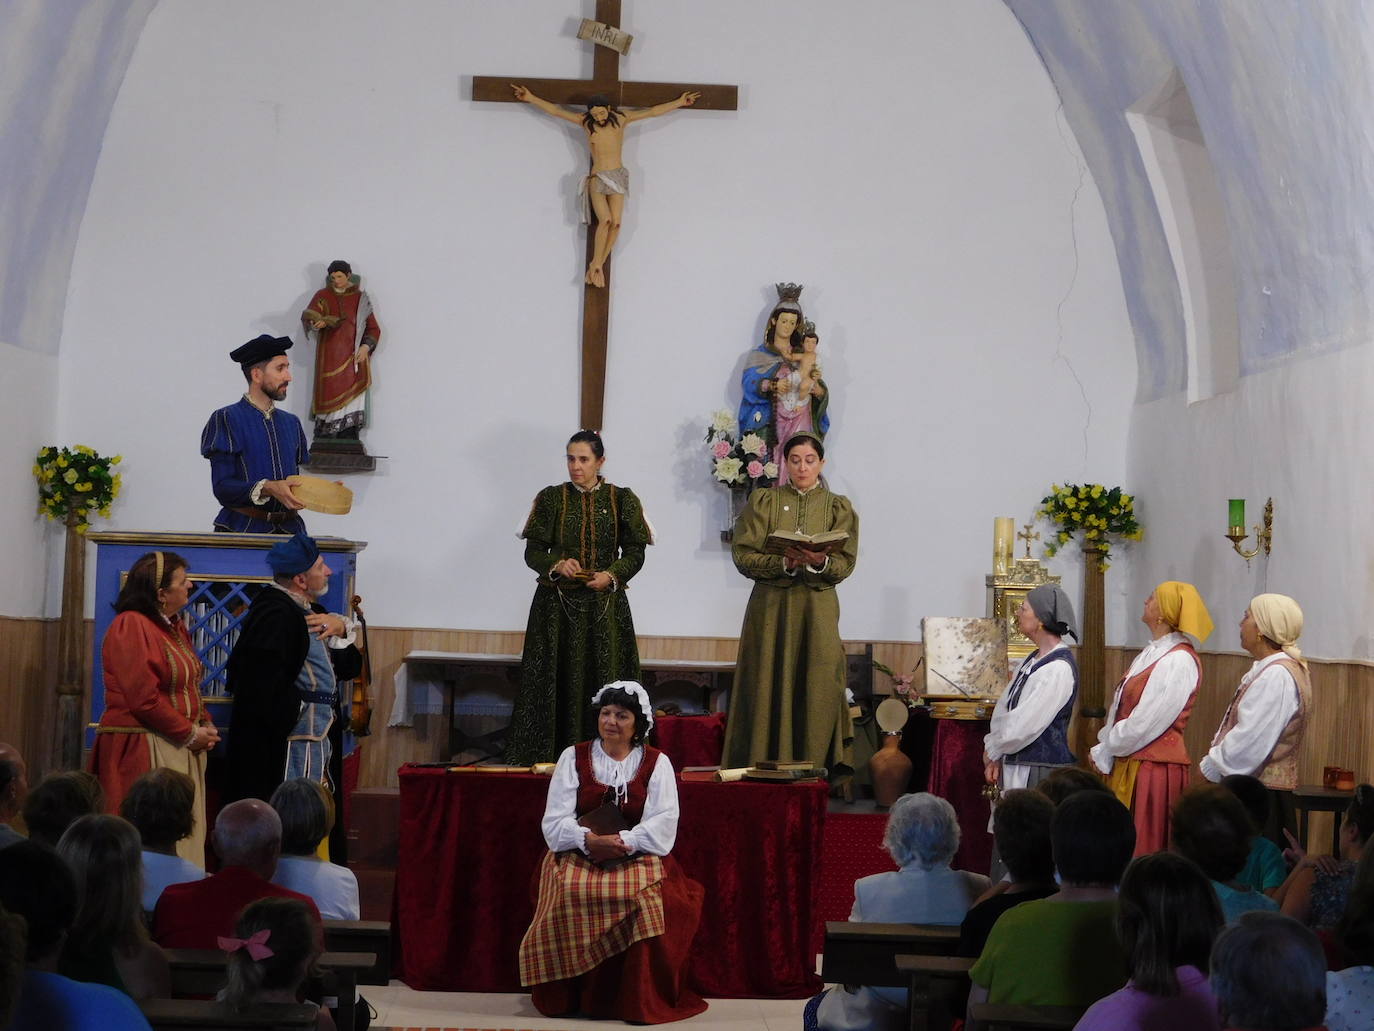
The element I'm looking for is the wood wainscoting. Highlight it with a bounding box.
[1,616,1366,848]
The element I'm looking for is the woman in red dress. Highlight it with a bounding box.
[1090,580,1213,854]
[91,551,219,866]
[519,681,706,1023]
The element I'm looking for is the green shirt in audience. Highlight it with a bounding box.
[969,898,1127,1008]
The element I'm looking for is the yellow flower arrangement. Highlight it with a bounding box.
[34,445,121,531]
[1039,483,1141,564]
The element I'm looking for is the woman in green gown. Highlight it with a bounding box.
[506,431,654,764]
[722,433,857,776]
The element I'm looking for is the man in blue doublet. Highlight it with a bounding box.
[201,335,310,534]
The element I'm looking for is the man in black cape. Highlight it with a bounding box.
[225,533,360,860]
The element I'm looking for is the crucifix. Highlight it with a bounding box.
[473,0,738,430]
[1018,521,1041,559]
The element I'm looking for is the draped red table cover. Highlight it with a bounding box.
[651,712,728,769]
[393,765,827,998]
[928,718,993,874]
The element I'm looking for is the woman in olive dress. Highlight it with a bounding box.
[722,432,857,776]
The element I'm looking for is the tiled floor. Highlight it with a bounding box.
[365,981,808,1030]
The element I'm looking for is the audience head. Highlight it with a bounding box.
[1219,774,1270,836]
[1052,790,1135,887]
[22,770,103,848]
[1211,911,1325,1030]
[884,792,961,871]
[57,813,148,953]
[1116,852,1224,996]
[1035,766,1111,808]
[1172,785,1253,883]
[0,903,23,1028]
[1340,782,1374,854]
[992,789,1056,885]
[220,897,322,1011]
[1337,836,1374,965]
[0,743,27,823]
[212,799,282,877]
[121,767,197,852]
[0,840,79,965]
[270,779,335,857]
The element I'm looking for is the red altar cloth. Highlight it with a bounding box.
[393,766,826,998]
[928,718,993,874]
[651,713,727,769]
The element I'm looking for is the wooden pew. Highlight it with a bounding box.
[896,954,975,1031]
[821,921,961,987]
[140,997,318,1030]
[165,949,374,1031]
[321,918,391,986]
[969,1002,1085,1030]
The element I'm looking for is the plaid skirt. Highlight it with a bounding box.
[519,849,666,986]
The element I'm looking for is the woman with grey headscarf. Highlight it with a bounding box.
[983,584,1081,806]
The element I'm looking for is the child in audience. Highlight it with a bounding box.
[219,897,334,1031]
[1074,852,1223,1030]
[1221,774,1287,896]
[1211,912,1327,1031]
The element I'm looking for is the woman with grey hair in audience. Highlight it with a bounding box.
[1210,911,1327,1031]
[812,792,990,1031]
[268,778,360,920]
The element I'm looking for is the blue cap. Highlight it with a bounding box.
[266,533,320,576]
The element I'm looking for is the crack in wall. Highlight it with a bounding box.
[1051,99,1093,470]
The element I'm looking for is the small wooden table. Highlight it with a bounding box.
[1293,784,1353,855]
[394,649,735,758]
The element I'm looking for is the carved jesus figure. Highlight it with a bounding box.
[511,84,700,287]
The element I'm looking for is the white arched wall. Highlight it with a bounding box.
[44,0,1137,641]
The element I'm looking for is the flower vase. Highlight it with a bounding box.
[870,732,913,807]
[720,483,752,543]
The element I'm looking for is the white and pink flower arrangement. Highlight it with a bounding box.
[703,410,778,488]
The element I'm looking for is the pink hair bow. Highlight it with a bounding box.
[217,929,274,961]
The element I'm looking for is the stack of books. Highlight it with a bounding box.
[742,759,827,782]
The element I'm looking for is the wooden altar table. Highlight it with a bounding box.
[393,765,826,998]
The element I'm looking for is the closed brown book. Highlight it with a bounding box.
[578,802,634,869]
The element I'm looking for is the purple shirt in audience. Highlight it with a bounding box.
[1073,965,1221,1031]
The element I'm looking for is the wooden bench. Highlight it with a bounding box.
[165,949,374,1031]
[140,997,318,1030]
[321,918,391,985]
[821,921,961,987]
[895,954,975,1031]
[969,1002,1085,1030]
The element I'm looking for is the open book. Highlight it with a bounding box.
[764,529,849,556]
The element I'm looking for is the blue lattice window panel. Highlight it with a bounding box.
[183,576,271,698]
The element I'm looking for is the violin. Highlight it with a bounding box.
[349,594,374,736]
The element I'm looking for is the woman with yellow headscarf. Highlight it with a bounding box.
[1201,593,1311,846]
[1090,581,1213,855]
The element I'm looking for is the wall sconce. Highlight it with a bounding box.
[1226,497,1273,561]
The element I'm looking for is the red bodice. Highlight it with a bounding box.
[573,740,661,826]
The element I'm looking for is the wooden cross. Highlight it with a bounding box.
[1018,522,1041,559]
[473,0,738,430]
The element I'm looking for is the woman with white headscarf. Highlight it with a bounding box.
[1091,581,1214,855]
[983,584,1081,803]
[1201,593,1312,845]
[518,681,706,1024]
